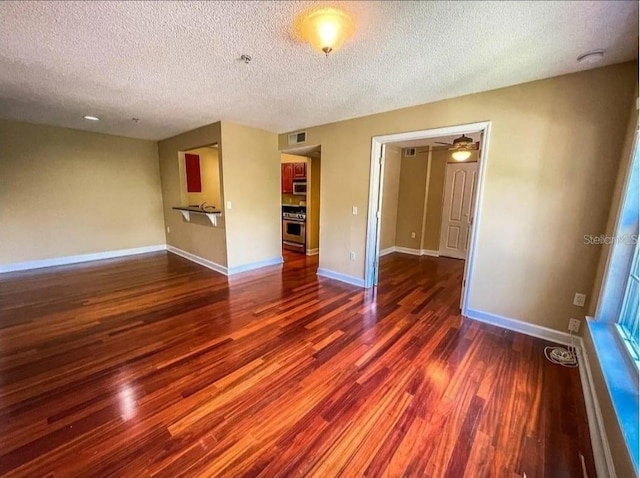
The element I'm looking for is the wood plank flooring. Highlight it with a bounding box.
[0,250,595,477]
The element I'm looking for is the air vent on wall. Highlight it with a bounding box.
[288,131,307,145]
[404,148,416,157]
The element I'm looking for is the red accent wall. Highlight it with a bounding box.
[185,153,202,192]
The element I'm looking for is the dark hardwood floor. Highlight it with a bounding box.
[0,250,594,477]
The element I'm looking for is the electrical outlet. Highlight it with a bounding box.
[350,251,356,261]
[411,232,416,239]
[166,226,171,234]
[568,318,580,333]
[573,293,586,307]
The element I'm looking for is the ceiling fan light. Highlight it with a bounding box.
[452,150,472,161]
[298,8,355,55]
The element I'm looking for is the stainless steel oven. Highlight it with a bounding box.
[283,219,305,252]
[282,207,306,252]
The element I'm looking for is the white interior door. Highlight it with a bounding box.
[439,161,478,260]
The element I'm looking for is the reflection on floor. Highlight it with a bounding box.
[0,251,594,476]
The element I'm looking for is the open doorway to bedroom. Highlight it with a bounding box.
[365,122,491,313]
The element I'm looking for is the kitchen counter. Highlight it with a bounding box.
[173,206,222,214]
[173,206,222,226]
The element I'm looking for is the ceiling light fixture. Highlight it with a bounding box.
[577,49,605,64]
[451,150,472,162]
[298,8,355,56]
[83,115,100,121]
[436,134,477,161]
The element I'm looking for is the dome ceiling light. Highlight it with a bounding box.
[297,8,355,56]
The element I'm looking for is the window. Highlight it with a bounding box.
[617,241,639,365]
[588,129,639,473]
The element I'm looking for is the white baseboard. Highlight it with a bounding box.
[464,308,575,346]
[167,246,283,276]
[166,245,228,275]
[421,249,440,257]
[228,256,283,275]
[465,307,614,477]
[306,248,319,256]
[379,246,396,257]
[0,244,167,273]
[317,268,365,287]
[392,246,440,257]
[394,246,421,256]
[576,339,617,478]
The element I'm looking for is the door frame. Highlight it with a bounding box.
[281,144,322,258]
[364,121,492,316]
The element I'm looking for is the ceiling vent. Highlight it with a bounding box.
[404,148,416,157]
[288,131,307,145]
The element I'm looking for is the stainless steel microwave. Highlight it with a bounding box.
[293,181,307,196]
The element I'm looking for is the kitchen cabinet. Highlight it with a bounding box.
[293,163,306,179]
[281,163,294,193]
[282,162,306,193]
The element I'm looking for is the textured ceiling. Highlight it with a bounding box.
[0,1,637,140]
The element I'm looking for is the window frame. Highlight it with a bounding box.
[615,239,639,368]
[589,126,639,473]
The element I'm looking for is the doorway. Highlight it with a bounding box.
[280,146,321,262]
[365,122,491,314]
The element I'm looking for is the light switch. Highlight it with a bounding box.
[352,206,358,215]
[227,201,232,209]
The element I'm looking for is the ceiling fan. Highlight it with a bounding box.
[434,134,479,161]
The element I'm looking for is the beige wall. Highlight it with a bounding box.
[221,122,281,268]
[395,148,428,249]
[307,157,321,251]
[422,149,447,251]
[279,62,637,332]
[179,146,222,209]
[158,123,228,267]
[0,120,165,265]
[379,146,401,251]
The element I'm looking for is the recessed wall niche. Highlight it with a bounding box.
[178,144,222,211]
